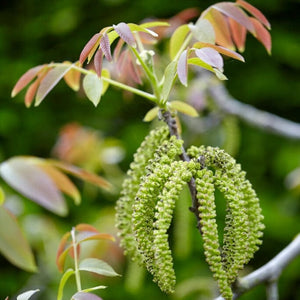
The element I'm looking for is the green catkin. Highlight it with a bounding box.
[152,160,193,293]
[187,145,264,298]
[116,125,169,260]
[133,136,184,273]
[195,168,232,300]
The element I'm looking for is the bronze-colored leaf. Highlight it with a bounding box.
[94,49,103,77]
[236,0,271,29]
[100,34,112,62]
[11,65,44,97]
[79,33,101,65]
[250,17,271,54]
[229,18,247,52]
[64,62,81,91]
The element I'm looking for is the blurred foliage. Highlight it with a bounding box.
[0,0,299,299]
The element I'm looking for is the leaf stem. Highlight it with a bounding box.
[71,227,82,292]
[50,62,157,103]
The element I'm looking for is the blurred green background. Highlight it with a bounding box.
[0,0,299,299]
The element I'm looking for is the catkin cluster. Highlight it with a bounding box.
[116,126,264,299]
[188,145,264,299]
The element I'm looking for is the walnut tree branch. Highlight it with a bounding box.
[215,233,300,300]
[161,110,202,233]
[207,81,300,140]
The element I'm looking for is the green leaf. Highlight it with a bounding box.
[0,157,67,216]
[81,286,107,293]
[17,289,40,300]
[140,21,170,29]
[0,206,37,272]
[214,68,228,80]
[79,258,120,277]
[170,24,190,60]
[190,19,215,44]
[169,101,198,117]
[57,268,75,300]
[162,61,177,103]
[143,107,159,122]
[0,186,4,205]
[83,73,103,106]
[188,57,215,73]
[128,23,158,37]
[35,65,72,106]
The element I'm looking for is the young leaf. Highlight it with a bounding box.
[81,286,107,293]
[0,157,67,216]
[212,2,255,33]
[79,33,102,65]
[0,185,5,205]
[94,49,103,77]
[204,9,235,50]
[228,18,247,52]
[213,68,228,80]
[76,223,100,233]
[56,232,71,272]
[83,73,103,106]
[195,47,224,70]
[57,269,75,300]
[16,289,40,300]
[190,19,215,44]
[11,65,44,97]
[193,42,245,62]
[236,0,271,29]
[0,206,37,272]
[169,24,190,60]
[162,61,177,101]
[169,101,198,117]
[64,62,82,91]
[100,34,112,61]
[139,21,170,29]
[72,292,103,300]
[143,106,159,122]
[250,17,272,54]
[76,230,115,244]
[35,64,72,106]
[128,23,158,37]
[101,69,110,95]
[24,79,40,108]
[47,160,112,190]
[177,50,188,86]
[39,163,81,205]
[188,57,215,73]
[113,22,136,47]
[79,258,120,277]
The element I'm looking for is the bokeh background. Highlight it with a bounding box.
[0,0,299,299]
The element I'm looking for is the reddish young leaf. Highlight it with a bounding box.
[128,58,142,85]
[47,160,112,190]
[113,39,124,62]
[250,17,272,54]
[64,62,81,91]
[79,33,102,65]
[94,49,103,77]
[177,49,188,86]
[24,79,40,108]
[76,223,99,233]
[228,18,247,52]
[113,22,136,47]
[195,47,224,70]
[76,231,115,244]
[193,42,245,62]
[212,2,255,33]
[236,0,271,29]
[100,34,112,62]
[204,9,235,50]
[39,164,81,205]
[11,65,44,97]
[35,65,72,106]
[56,232,71,272]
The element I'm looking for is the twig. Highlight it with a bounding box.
[207,81,300,140]
[161,110,202,233]
[215,233,300,300]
